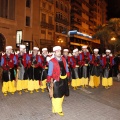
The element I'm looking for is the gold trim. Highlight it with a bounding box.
[60,74,67,79]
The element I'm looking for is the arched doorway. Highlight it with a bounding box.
[0,33,6,51]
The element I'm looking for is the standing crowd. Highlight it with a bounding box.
[0,45,120,116]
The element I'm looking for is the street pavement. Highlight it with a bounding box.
[0,78,120,120]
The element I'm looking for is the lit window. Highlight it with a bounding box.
[16,30,22,46]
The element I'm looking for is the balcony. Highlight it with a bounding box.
[71,0,82,6]
[71,9,82,16]
[46,0,53,4]
[40,39,54,45]
[55,18,69,26]
[40,21,54,30]
[71,20,82,26]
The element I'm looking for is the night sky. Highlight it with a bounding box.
[106,0,120,20]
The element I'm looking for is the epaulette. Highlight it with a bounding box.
[2,52,5,56]
[15,51,19,55]
[109,54,113,57]
[102,54,106,57]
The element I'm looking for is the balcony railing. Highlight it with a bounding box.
[71,9,82,16]
[46,0,53,4]
[55,18,69,26]
[71,0,82,7]
[40,39,54,45]
[71,20,82,26]
[40,21,54,30]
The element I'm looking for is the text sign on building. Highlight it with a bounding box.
[16,30,22,46]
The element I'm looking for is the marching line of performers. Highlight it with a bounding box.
[0,45,50,96]
[0,45,115,97]
[68,46,114,90]
[0,45,116,116]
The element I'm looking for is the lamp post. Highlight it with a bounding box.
[57,38,63,48]
[111,37,116,41]
[111,37,116,54]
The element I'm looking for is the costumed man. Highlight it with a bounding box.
[1,46,17,96]
[71,48,81,90]
[101,49,114,89]
[0,51,2,66]
[79,46,90,88]
[0,51,2,80]
[27,47,41,93]
[89,49,101,88]
[62,49,72,85]
[47,46,70,116]
[40,48,49,92]
[16,45,29,94]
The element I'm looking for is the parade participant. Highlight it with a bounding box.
[16,45,29,94]
[89,49,101,88]
[40,48,49,92]
[62,49,72,85]
[79,46,90,88]
[0,51,2,67]
[117,63,120,81]
[101,49,114,89]
[71,48,81,90]
[1,46,17,96]
[47,46,70,116]
[27,47,41,93]
[62,49,70,65]
[113,54,120,77]
[0,52,2,81]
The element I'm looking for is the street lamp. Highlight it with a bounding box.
[111,37,116,41]
[57,38,63,47]
[111,37,116,54]
[58,38,63,43]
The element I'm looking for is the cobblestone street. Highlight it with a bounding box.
[0,79,120,120]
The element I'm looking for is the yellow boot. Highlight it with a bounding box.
[18,91,22,95]
[24,89,28,92]
[30,91,33,94]
[4,92,7,96]
[73,87,76,90]
[11,92,14,95]
[82,85,85,88]
[41,89,45,93]
[52,96,64,115]
[36,89,39,92]
[57,112,64,116]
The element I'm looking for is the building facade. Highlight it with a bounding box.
[54,0,71,49]
[0,0,107,52]
[70,0,107,52]
[0,0,40,51]
[39,0,55,51]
